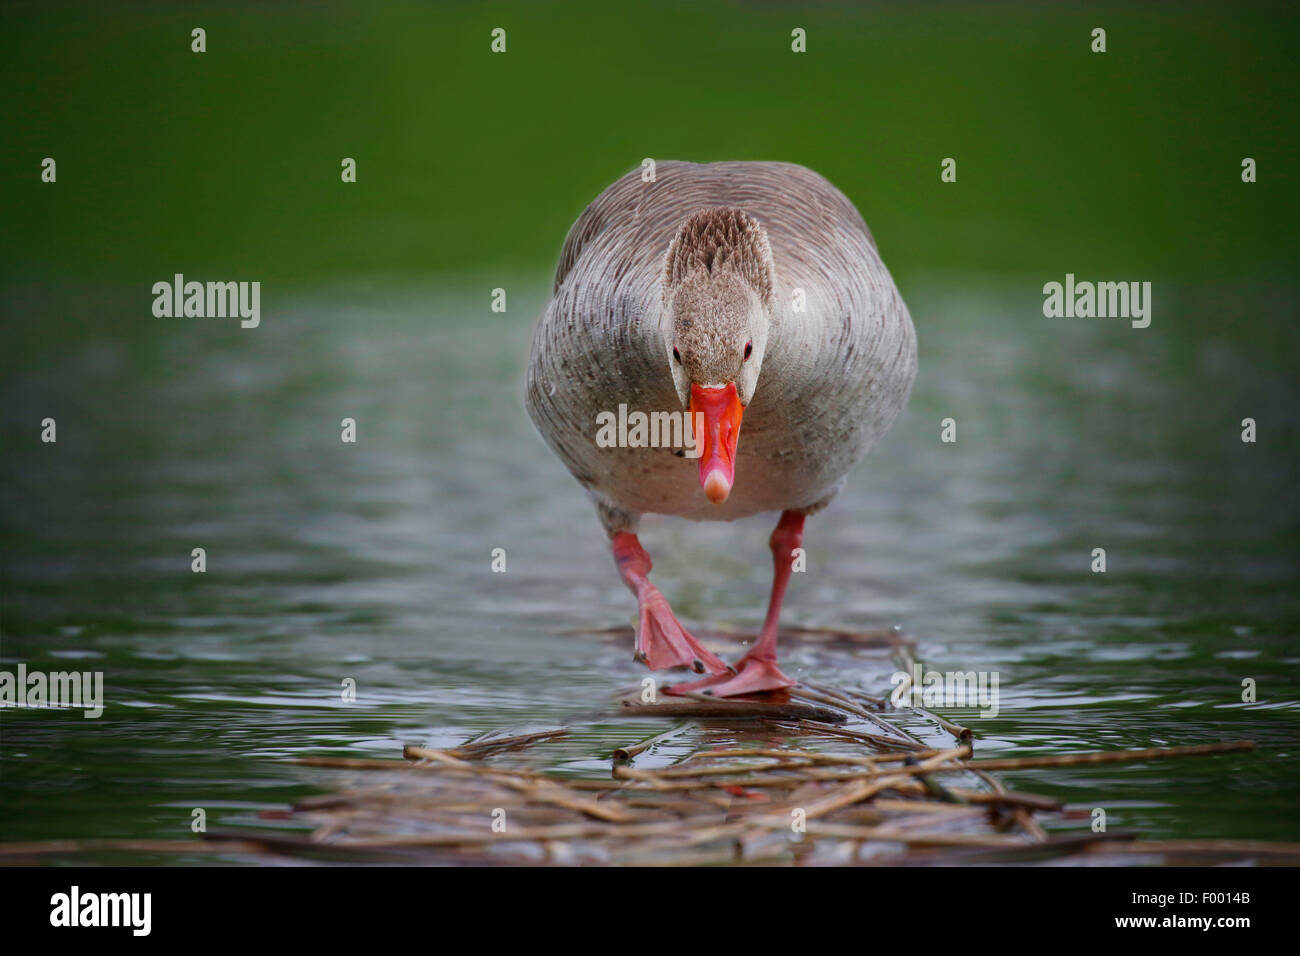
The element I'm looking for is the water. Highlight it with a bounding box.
[1,277,1297,857]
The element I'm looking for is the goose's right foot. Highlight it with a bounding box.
[633,591,730,674]
[613,532,730,675]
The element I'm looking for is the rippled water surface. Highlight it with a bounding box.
[1,279,1297,855]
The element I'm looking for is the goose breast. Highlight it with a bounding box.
[526,160,916,525]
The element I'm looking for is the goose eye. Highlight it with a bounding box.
[743,341,753,361]
[673,347,682,364]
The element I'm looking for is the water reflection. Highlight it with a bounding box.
[1,279,1297,850]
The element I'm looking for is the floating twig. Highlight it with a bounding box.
[612,721,692,761]
[618,696,846,722]
[955,741,1256,772]
[451,728,569,758]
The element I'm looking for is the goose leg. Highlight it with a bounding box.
[667,510,803,697]
[611,532,731,675]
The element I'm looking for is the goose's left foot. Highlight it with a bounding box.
[666,509,806,699]
[666,652,794,697]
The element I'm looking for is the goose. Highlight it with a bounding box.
[525,161,916,697]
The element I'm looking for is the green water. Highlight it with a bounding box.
[1,1,1298,857]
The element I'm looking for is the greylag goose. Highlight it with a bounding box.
[525,161,916,696]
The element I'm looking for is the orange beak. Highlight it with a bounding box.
[689,382,744,504]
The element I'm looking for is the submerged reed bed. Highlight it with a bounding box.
[0,629,1285,866]
[240,682,1264,866]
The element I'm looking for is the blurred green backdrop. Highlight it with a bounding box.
[3,0,1297,289]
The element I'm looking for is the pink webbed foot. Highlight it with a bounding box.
[666,652,795,698]
[634,590,731,675]
[612,531,730,676]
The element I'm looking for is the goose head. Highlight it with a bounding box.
[662,208,775,504]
